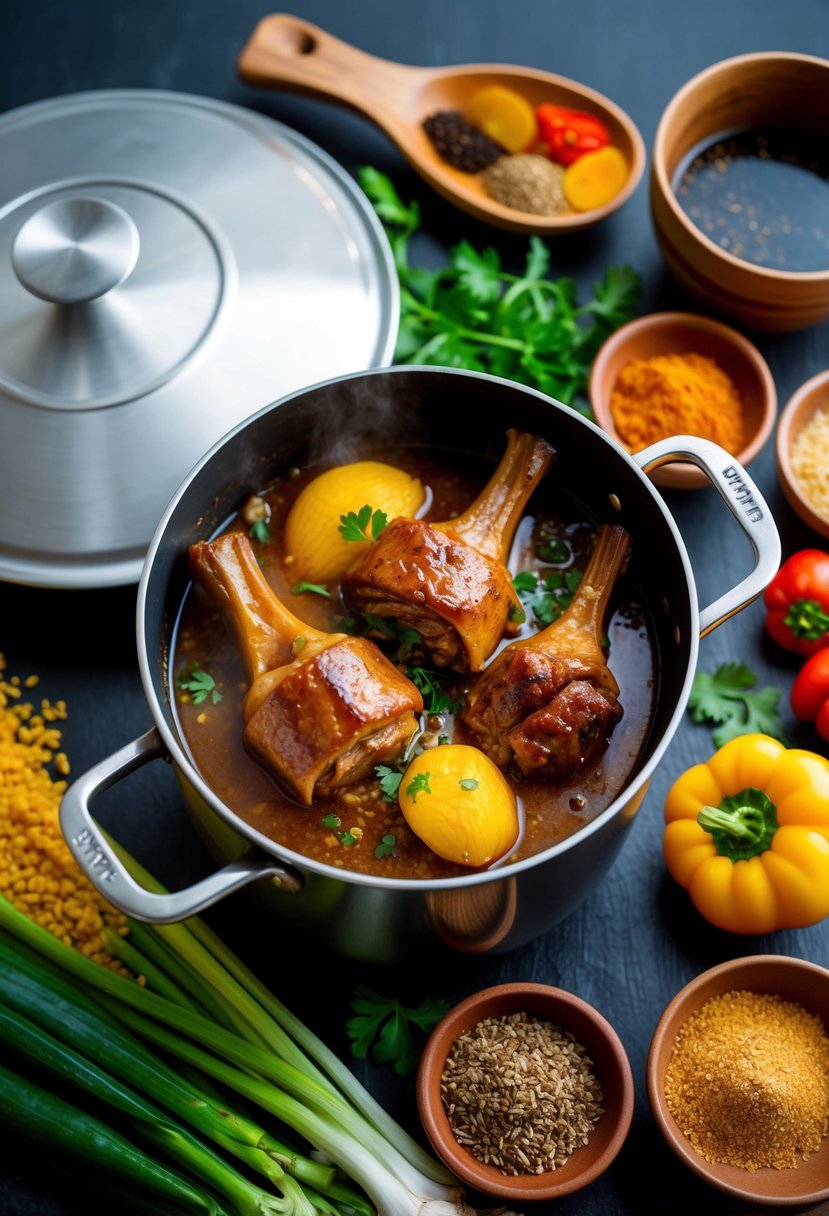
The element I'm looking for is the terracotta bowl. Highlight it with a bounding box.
[648,955,829,1207]
[776,368,829,541]
[589,311,777,490]
[650,52,829,332]
[416,981,634,1202]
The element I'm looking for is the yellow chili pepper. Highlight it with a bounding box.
[663,733,829,934]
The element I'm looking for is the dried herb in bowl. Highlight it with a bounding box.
[440,1011,604,1175]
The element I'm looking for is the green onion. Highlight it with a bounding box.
[0,847,495,1216]
[0,1059,228,1216]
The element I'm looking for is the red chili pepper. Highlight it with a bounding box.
[763,549,829,656]
[790,649,829,741]
[535,104,612,167]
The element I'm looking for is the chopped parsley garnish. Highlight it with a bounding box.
[320,813,341,829]
[291,581,332,598]
[405,666,464,715]
[689,662,789,747]
[374,833,397,860]
[513,566,583,626]
[339,831,358,847]
[375,764,404,803]
[363,614,421,661]
[405,772,431,800]
[346,983,449,1077]
[458,778,479,790]
[176,661,222,706]
[248,519,271,543]
[339,505,388,543]
[537,536,570,564]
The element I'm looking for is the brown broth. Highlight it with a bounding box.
[172,445,656,880]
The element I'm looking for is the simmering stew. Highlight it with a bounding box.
[172,439,656,880]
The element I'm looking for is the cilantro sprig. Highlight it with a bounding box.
[375,764,404,803]
[291,581,332,598]
[363,614,421,662]
[176,661,222,706]
[405,771,431,800]
[689,662,789,747]
[513,567,583,626]
[339,505,388,543]
[359,167,642,415]
[405,665,464,715]
[346,983,449,1077]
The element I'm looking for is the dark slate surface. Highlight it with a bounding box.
[2,2,829,1214]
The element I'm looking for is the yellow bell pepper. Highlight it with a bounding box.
[663,733,829,934]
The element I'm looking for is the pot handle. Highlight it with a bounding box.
[633,435,781,637]
[60,726,305,924]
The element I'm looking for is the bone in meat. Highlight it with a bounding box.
[341,429,555,673]
[189,532,423,805]
[460,523,631,778]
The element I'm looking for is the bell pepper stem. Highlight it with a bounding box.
[697,787,778,862]
[784,598,829,641]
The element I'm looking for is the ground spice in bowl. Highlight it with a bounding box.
[609,350,745,453]
[439,1010,604,1175]
[663,989,829,1171]
[790,405,829,525]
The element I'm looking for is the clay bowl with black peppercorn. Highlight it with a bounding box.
[648,955,829,1207]
[237,12,646,234]
[650,52,829,332]
[416,981,635,1202]
[589,310,777,490]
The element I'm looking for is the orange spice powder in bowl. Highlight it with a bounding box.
[589,311,777,490]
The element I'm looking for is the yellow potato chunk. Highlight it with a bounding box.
[284,461,424,583]
[398,744,520,868]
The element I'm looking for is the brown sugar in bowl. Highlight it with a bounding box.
[650,52,829,332]
[589,310,777,490]
[416,981,634,1202]
[776,368,829,541]
[647,955,829,1207]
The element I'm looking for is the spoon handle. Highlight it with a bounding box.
[237,14,423,142]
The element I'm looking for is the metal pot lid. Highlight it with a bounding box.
[0,89,398,589]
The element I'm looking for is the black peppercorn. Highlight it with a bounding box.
[422,110,507,173]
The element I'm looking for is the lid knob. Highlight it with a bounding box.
[12,196,140,305]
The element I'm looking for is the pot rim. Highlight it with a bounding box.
[136,364,700,891]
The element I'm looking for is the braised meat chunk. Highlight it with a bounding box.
[341,429,555,672]
[461,524,631,779]
[189,532,422,805]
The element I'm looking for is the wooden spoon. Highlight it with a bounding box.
[237,14,646,234]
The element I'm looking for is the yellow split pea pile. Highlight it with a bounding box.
[0,654,128,971]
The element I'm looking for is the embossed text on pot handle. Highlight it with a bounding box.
[59,727,304,923]
[633,435,781,637]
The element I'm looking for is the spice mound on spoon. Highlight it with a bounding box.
[237,13,645,234]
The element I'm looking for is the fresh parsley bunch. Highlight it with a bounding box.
[346,983,449,1077]
[689,661,789,747]
[359,167,642,415]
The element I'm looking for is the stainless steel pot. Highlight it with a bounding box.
[61,367,781,962]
